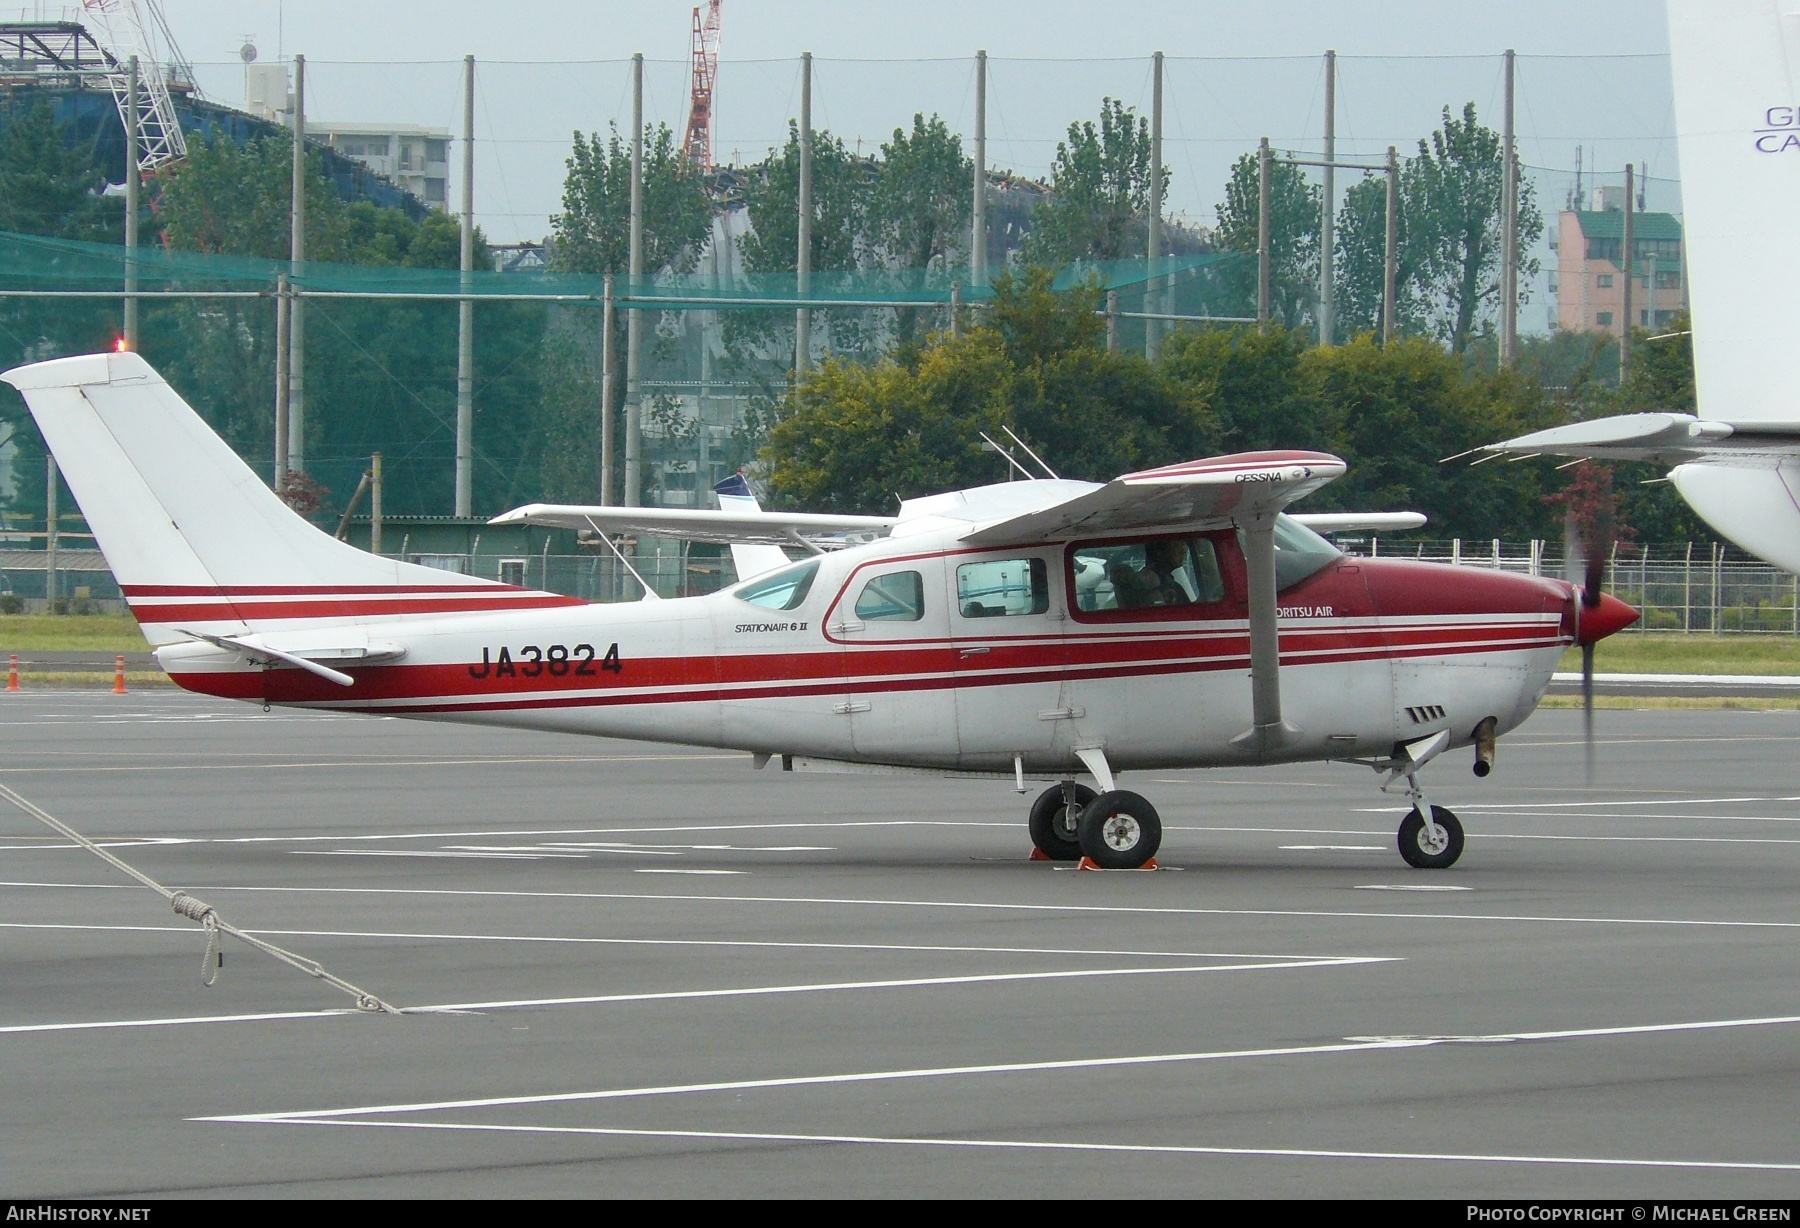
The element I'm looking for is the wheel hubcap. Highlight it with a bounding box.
[1101,814,1141,852]
[1416,821,1449,856]
[1053,807,1078,841]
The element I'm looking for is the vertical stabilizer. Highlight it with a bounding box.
[1670,0,1800,422]
[1,353,571,645]
[713,471,792,580]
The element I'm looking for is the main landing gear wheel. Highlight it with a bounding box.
[1076,790,1162,869]
[1398,805,1464,870]
[1029,782,1097,861]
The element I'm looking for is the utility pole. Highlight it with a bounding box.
[1383,145,1398,344]
[1319,49,1335,347]
[796,51,813,380]
[123,55,138,350]
[287,54,306,479]
[1500,48,1517,367]
[44,457,56,613]
[273,271,288,486]
[624,53,644,507]
[1621,162,1634,376]
[600,272,616,506]
[1147,50,1164,360]
[455,54,475,517]
[1257,137,1270,328]
[972,50,986,287]
[370,452,383,555]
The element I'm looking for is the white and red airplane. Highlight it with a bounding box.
[2,352,1637,870]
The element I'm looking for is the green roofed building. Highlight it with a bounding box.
[1554,189,1687,337]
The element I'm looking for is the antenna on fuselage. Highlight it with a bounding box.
[979,432,1035,481]
[1001,425,1058,479]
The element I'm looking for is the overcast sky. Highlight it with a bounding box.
[28,2,1680,324]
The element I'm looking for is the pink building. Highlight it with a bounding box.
[1552,196,1687,337]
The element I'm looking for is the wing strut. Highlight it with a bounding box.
[1230,514,1300,755]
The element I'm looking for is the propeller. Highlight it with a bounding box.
[1556,463,1641,783]
[1563,511,1604,782]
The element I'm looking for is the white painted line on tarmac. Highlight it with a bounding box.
[245,1117,1800,1175]
[0,921,1343,963]
[120,820,1012,847]
[287,850,585,861]
[1354,885,1472,893]
[0,956,1390,1036]
[195,1010,1800,1126]
[1280,845,1387,852]
[634,869,746,876]
[9,879,1800,931]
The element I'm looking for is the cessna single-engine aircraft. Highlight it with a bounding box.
[2,352,1637,870]
[1484,0,1800,575]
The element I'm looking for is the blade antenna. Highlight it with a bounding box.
[979,432,1035,481]
[1001,425,1059,479]
[583,517,661,601]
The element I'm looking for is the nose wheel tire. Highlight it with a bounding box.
[1028,783,1097,861]
[1076,790,1162,869]
[1398,805,1464,869]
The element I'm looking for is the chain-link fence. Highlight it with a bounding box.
[1350,537,1800,635]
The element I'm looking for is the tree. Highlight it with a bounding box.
[1404,103,1543,351]
[158,129,343,260]
[763,267,1209,512]
[869,114,972,346]
[1214,151,1320,329]
[1333,170,1419,338]
[1024,99,1168,265]
[740,121,870,276]
[0,102,117,242]
[550,122,713,279]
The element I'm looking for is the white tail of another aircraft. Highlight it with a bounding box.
[1,352,558,646]
[1670,0,1800,424]
[1482,1,1800,573]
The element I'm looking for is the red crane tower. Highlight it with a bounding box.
[683,0,722,169]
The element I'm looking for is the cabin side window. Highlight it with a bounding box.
[733,560,819,611]
[853,570,925,622]
[955,558,1049,618]
[1071,536,1225,613]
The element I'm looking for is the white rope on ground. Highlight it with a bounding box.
[0,781,400,1014]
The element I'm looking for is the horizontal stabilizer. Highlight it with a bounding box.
[1290,512,1426,533]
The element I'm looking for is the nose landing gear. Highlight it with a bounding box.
[1373,729,1466,870]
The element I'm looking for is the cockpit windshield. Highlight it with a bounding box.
[1264,515,1342,590]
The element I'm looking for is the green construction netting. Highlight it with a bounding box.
[0,230,1252,310]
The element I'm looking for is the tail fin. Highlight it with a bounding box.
[1669,0,1800,423]
[1,352,567,644]
[712,470,791,581]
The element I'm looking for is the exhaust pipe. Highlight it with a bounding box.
[1472,716,1498,778]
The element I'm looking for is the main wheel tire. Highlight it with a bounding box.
[1397,805,1465,869]
[1076,790,1162,869]
[1028,782,1096,861]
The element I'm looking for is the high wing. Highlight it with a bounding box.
[1482,414,1800,468]
[488,503,896,548]
[957,451,1346,546]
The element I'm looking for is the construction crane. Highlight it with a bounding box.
[682,0,721,169]
[79,0,189,172]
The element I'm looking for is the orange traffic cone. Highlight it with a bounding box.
[112,654,127,695]
[5,654,17,692]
